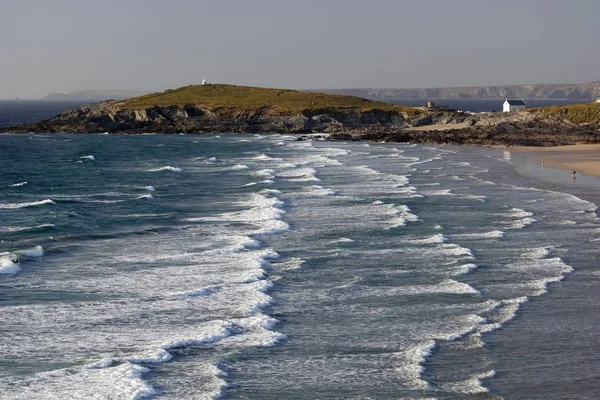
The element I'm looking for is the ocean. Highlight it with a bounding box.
[1,109,600,399]
[0,100,93,129]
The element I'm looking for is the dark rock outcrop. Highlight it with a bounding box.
[4,100,600,147]
[2,101,410,134]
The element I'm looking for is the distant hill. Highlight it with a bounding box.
[8,84,420,134]
[121,84,416,114]
[42,89,148,101]
[315,81,600,100]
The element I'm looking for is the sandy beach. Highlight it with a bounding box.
[511,144,600,178]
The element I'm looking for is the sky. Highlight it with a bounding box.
[1,0,599,99]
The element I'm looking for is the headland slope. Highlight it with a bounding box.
[4,84,600,146]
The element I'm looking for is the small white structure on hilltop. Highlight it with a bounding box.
[202,79,207,85]
[595,98,600,103]
[503,99,526,112]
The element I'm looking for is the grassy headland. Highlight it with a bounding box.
[122,84,422,116]
[527,102,600,124]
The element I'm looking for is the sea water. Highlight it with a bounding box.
[1,133,599,399]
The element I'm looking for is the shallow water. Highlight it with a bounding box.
[1,133,599,399]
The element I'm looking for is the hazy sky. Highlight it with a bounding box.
[1,0,599,98]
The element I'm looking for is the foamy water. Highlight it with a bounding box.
[1,133,599,399]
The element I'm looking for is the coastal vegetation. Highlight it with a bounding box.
[3,84,600,147]
[528,102,600,124]
[122,84,422,116]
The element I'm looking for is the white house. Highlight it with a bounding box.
[503,99,527,112]
[595,98,600,103]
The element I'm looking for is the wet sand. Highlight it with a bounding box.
[511,144,600,178]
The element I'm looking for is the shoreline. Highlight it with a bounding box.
[483,143,600,399]
[510,144,600,179]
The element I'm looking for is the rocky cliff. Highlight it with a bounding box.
[4,84,600,147]
[2,101,411,134]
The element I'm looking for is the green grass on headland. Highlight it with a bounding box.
[528,102,600,124]
[122,84,421,116]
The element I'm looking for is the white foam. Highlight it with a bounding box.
[479,297,528,333]
[148,166,182,172]
[174,285,223,298]
[393,339,436,389]
[329,237,355,244]
[522,246,552,259]
[439,370,496,394]
[305,185,339,196]
[507,208,534,218]
[189,193,289,235]
[10,181,28,187]
[407,234,447,245]
[375,279,481,296]
[437,279,480,295]
[381,204,420,229]
[0,199,55,209]
[40,363,155,400]
[459,194,486,202]
[505,217,537,230]
[135,194,153,200]
[125,349,173,364]
[553,219,577,226]
[373,200,384,205]
[161,324,233,350]
[452,263,479,275]
[438,243,473,258]
[13,245,44,258]
[0,224,55,233]
[452,230,504,240]
[276,162,298,169]
[421,189,454,197]
[277,167,320,182]
[228,164,249,170]
[272,257,305,271]
[80,155,95,160]
[142,186,155,192]
[254,169,276,179]
[355,165,379,175]
[0,256,20,274]
[294,154,343,166]
[408,157,441,166]
[253,153,282,161]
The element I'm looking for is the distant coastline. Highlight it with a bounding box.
[315,81,600,101]
[42,89,149,101]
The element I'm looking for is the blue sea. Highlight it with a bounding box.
[2,107,600,399]
[0,100,93,128]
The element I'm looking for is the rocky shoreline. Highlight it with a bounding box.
[3,98,600,147]
[325,122,600,146]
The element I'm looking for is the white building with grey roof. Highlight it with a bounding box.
[503,99,527,112]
